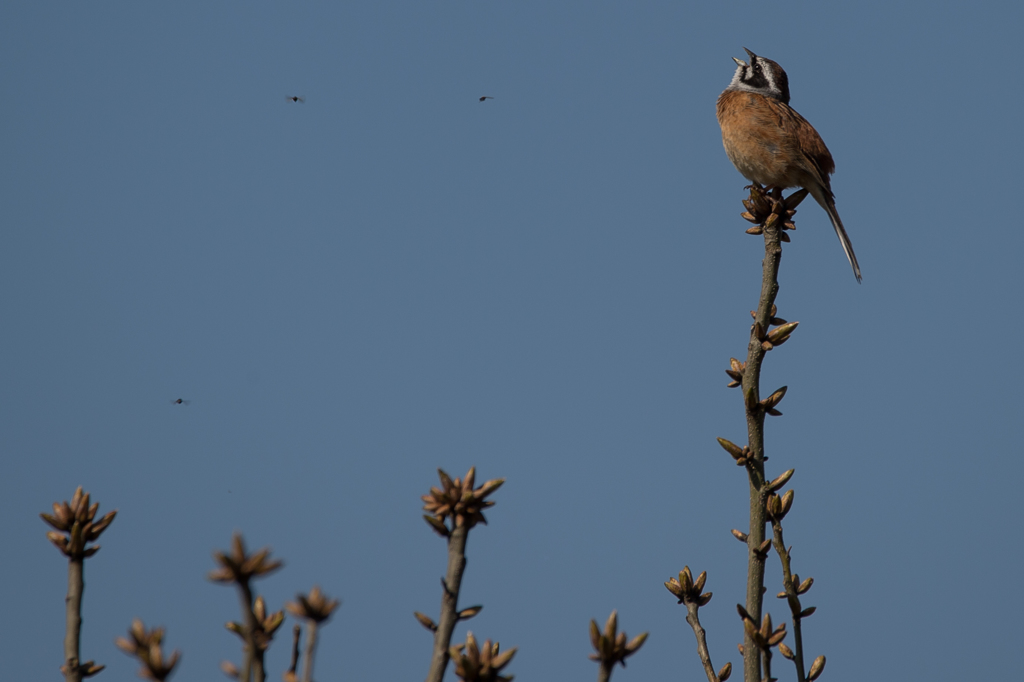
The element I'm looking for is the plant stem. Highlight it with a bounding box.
[741,188,785,682]
[63,556,84,682]
[771,522,807,681]
[425,523,469,682]
[685,601,720,682]
[237,580,265,682]
[300,622,319,682]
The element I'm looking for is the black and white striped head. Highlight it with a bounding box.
[725,48,790,104]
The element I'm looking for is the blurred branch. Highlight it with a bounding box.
[449,632,516,682]
[285,586,340,682]
[115,619,181,681]
[587,610,648,682]
[209,533,284,682]
[421,467,504,682]
[42,486,117,682]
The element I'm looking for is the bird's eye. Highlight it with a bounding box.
[753,62,761,73]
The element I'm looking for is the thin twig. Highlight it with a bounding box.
[684,601,720,682]
[425,524,469,682]
[300,621,319,682]
[771,522,808,681]
[287,624,301,682]
[237,580,263,682]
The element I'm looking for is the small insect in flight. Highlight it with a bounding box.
[287,96,306,103]
[479,96,494,102]
[172,398,191,405]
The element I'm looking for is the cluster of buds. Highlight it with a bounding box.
[737,607,787,653]
[422,467,505,534]
[41,486,117,559]
[664,566,712,607]
[448,632,517,682]
[223,595,285,655]
[776,574,815,605]
[286,586,340,624]
[751,305,800,353]
[724,358,745,388]
[208,533,283,585]
[588,611,648,671]
[740,185,807,242]
[766,489,795,523]
[747,385,788,417]
[115,619,181,681]
[716,437,757,467]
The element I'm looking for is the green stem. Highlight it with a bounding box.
[741,188,785,682]
[771,522,808,681]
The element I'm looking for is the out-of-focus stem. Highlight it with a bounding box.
[237,580,265,682]
[300,622,319,682]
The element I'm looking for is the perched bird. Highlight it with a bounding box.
[717,48,861,282]
[287,96,305,103]
[479,96,494,102]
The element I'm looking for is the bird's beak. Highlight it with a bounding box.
[743,47,757,61]
[733,56,747,67]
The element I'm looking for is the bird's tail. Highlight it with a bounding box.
[810,186,862,283]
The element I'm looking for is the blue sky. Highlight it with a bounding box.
[3,2,1021,680]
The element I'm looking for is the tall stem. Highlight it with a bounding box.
[425,523,469,682]
[741,189,784,682]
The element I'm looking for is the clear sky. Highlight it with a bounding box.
[3,2,1021,680]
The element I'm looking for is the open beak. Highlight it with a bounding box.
[732,56,747,67]
[743,47,757,61]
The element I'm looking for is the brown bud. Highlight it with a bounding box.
[784,189,809,210]
[423,515,450,537]
[717,438,745,460]
[414,612,438,632]
[808,655,826,680]
[761,386,788,411]
[768,469,795,492]
[718,661,733,681]
[458,605,483,620]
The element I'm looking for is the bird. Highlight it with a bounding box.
[171,398,190,405]
[716,48,861,282]
[479,96,494,102]
[287,96,305,103]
